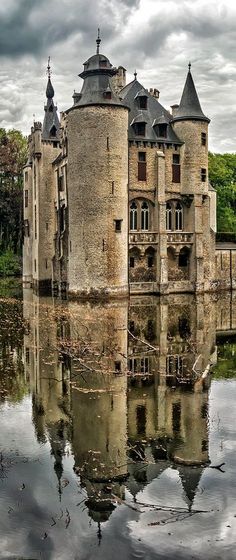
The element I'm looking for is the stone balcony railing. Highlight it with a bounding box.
[167,232,193,244]
[129,231,158,244]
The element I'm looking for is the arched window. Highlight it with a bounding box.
[175,202,183,231]
[141,201,149,231]
[166,202,172,230]
[130,201,137,230]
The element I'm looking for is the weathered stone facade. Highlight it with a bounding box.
[23,41,236,297]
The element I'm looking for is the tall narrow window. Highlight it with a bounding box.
[141,201,149,231]
[166,202,172,230]
[172,153,181,183]
[34,206,37,239]
[141,357,149,374]
[130,201,138,230]
[201,132,206,146]
[24,190,28,208]
[175,202,183,230]
[138,151,147,181]
[201,168,206,182]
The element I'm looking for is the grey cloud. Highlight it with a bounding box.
[0,0,235,152]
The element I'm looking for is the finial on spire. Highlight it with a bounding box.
[134,70,137,80]
[188,61,191,72]
[47,56,52,78]
[96,28,101,54]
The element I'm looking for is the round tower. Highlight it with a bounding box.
[67,35,129,297]
[172,64,210,195]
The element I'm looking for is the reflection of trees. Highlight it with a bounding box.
[0,300,26,402]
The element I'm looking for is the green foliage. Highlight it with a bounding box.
[0,128,27,254]
[209,152,236,233]
[212,342,236,379]
[0,250,22,277]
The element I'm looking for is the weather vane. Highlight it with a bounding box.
[47,56,52,78]
[188,61,191,71]
[96,28,101,54]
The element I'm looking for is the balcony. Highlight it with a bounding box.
[167,232,193,244]
[129,231,158,244]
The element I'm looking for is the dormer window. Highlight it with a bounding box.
[99,60,107,68]
[153,116,168,138]
[135,89,148,110]
[136,123,146,136]
[157,124,167,138]
[139,96,147,110]
[50,125,57,138]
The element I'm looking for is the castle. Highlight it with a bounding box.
[23,35,236,297]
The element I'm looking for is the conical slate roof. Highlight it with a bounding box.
[46,77,54,99]
[173,68,210,123]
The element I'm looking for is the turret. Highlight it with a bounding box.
[26,60,60,293]
[66,31,129,297]
[172,64,210,195]
[42,58,60,143]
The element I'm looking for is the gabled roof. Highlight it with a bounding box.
[119,79,183,144]
[173,68,210,123]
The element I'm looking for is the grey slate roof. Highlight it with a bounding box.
[42,77,60,141]
[69,53,128,110]
[173,69,210,123]
[119,79,183,144]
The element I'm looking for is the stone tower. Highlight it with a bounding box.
[23,61,60,292]
[172,66,215,291]
[66,35,129,297]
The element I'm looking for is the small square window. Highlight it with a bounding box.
[139,96,147,109]
[136,123,146,136]
[173,154,180,164]
[114,361,121,373]
[201,168,206,182]
[114,219,122,232]
[138,151,146,162]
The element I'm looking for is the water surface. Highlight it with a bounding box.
[0,288,235,559]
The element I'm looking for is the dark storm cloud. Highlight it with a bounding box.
[0,0,140,56]
[0,0,235,151]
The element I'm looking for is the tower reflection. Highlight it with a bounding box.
[24,291,236,522]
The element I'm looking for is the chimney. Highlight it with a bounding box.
[171,104,179,117]
[149,88,160,99]
[112,66,126,93]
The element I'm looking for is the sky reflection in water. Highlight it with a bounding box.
[0,289,235,559]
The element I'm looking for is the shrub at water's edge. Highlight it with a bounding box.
[0,251,22,277]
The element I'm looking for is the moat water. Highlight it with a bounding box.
[0,282,236,560]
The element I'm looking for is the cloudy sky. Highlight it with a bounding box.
[0,0,236,152]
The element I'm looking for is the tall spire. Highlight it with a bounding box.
[173,64,210,123]
[42,57,60,141]
[96,28,101,54]
[46,56,55,99]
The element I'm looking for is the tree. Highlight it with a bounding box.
[208,152,236,232]
[0,128,27,254]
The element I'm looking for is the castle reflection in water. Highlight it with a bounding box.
[23,290,236,525]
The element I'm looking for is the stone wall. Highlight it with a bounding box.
[67,104,129,297]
